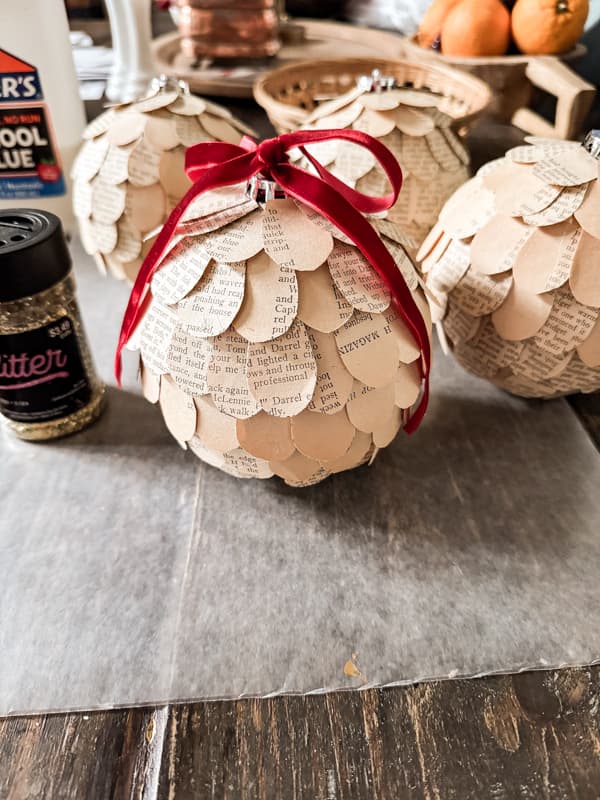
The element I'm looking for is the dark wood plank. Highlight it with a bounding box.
[157,668,600,800]
[0,706,161,800]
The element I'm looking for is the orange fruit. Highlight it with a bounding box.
[511,0,589,55]
[440,0,511,56]
[417,0,462,48]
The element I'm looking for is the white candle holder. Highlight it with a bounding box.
[104,0,155,103]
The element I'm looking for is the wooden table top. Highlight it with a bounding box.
[2,15,600,800]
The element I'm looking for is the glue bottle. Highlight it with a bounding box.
[0,0,85,232]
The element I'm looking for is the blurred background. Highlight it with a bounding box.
[64,0,600,127]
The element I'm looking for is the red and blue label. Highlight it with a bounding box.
[0,49,65,199]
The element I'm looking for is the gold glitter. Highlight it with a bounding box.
[0,274,106,440]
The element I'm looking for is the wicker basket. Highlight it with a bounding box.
[253,56,492,134]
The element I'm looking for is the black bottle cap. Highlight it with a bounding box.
[0,209,71,302]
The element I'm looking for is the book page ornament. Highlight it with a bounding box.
[73,76,254,282]
[117,130,432,485]
[422,131,600,398]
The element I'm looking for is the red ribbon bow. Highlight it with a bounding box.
[115,129,430,432]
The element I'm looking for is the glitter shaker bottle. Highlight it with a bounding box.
[0,209,105,440]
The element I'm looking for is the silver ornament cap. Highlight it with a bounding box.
[246,175,286,203]
[357,69,396,93]
[148,74,190,97]
[582,130,600,160]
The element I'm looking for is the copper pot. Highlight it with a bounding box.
[176,0,280,59]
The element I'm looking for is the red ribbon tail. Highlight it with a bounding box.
[114,288,152,387]
[273,162,431,431]
[114,149,258,383]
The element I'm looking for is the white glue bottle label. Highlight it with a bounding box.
[0,0,85,232]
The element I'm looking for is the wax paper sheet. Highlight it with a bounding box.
[1,242,599,716]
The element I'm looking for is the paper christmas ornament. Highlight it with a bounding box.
[420,131,600,399]
[299,70,470,245]
[72,77,254,282]
[118,131,432,486]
